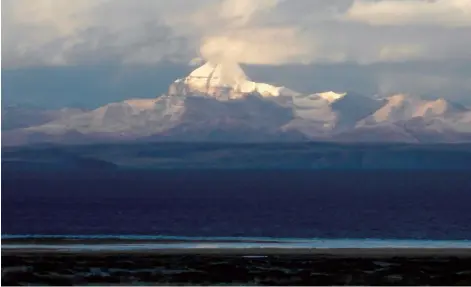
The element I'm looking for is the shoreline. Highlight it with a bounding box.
[3,236,471,257]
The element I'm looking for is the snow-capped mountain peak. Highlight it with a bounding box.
[185,61,249,90]
[412,98,452,118]
[356,94,469,128]
[169,61,299,100]
[5,63,471,146]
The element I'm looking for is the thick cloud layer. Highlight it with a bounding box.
[2,0,471,67]
[345,0,471,27]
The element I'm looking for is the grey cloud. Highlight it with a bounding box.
[306,22,471,63]
[2,0,471,68]
[2,0,194,68]
[61,23,191,65]
[344,0,471,27]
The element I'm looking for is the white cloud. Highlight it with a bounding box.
[199,28,312,64]
[2,0,471,68]
[168,0,313,65]
[2,0,192,67]
[345,0,471,27]
[218,0,279,28]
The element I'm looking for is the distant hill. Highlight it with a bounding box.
[3,143,471,170]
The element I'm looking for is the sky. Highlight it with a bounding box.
[2,0,471,107]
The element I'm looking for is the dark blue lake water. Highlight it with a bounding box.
[2,170,471,240]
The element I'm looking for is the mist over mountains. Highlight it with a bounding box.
[3,61,471,146]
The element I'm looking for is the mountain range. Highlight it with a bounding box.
[3,61,471,145]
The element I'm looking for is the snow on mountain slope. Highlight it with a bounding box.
[292,93,335,121]
[15,62,301,142]
[21,93,295,141]
[5,61,471,145]
[184,61,248,93]
[350,94,471,141]
[315,91,347,103]
[286,92,384,136]
[358,94,468,126]
[24,96,186,136]
[169,61,299,100]
[330,92,386,129]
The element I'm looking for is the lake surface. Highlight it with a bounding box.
[2,170,471,240]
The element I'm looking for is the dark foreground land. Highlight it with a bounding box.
[2,249,471,286]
